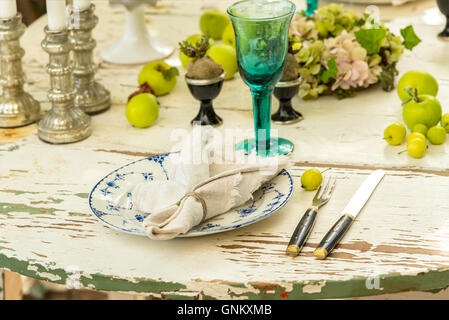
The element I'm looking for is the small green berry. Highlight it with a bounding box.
[301,169,323,191]
[427,126,446,145]
[412,123,428,136]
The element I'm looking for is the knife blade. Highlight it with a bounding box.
[313,169,385,259]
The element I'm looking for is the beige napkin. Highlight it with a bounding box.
[142,157,289,240]
[132,127,214,214]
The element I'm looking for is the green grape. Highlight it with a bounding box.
[384,123,406,145]
[412,124,428,136]
[440,113,449,132]
[301,169,323,191]
[407,132,426,144]
[407,138,426,158]
[427,126,446,145]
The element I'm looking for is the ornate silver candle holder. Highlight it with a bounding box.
[0,13,40,128]
[38,27,91,144]
[69,3,110,114]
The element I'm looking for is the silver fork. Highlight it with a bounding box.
[286,176,336,256]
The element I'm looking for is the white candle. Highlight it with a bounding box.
[73,0,91,11]
[46,0,67,31]
[0,0,17,19]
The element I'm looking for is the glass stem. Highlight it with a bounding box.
[306,0,318,16]
[251,89,272,157]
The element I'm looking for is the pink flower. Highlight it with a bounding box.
[289,14,319,40]
[322,31,379,91]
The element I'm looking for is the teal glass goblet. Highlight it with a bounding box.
[306,0,318,17]
[228,0,295,157]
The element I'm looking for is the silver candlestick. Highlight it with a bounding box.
[38,27,91,144]
[69,4,110,114]
[0,13,40,128]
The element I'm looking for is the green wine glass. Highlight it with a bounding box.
[306,0,318,17]
[228,0,295,157]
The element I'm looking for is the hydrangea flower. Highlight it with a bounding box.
[287,4,417,99]
[289,14,319,40]
[322,31,381,91]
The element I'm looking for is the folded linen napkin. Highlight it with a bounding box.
[142,157,289,240]
[132,127,213,214]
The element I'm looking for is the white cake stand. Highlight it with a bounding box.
[102,0,174,64]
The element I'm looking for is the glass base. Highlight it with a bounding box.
[236,138,294,156]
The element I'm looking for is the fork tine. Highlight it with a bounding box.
[321,177,331,198]
[325,176,336,199]
[316,176,328,198]
[314,183,324,200]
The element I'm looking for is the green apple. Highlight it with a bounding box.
[206,44,238,80]
[397,70,438,101]
[138,61,179,96]
[222,23,235,48]
[301,169,322,191]
[412,123,428,136]
[384,123,406,145]
[402,94,442,130]
[126,93,159,128]
[407,132,426,144]
[427,126,446,145]
[179,34,214,68]
[200,9,230,40]
[441,113,449,133]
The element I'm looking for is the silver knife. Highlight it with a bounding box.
[313,169,385,259]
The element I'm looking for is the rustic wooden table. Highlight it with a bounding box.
[1,0,449,300]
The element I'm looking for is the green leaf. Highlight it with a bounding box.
[318,57,338,84]
[162,67,179,81]
[400,25,421,50]
[354,28,386,55]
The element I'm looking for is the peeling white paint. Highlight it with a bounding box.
[303,281,327,294]
[27,265,38,272]
[35,272,62,282]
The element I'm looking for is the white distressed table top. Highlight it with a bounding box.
[1,0,449,299]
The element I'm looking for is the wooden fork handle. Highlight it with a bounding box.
[286,207,317,256]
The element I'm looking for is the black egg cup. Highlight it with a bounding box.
[438,17,449,40]
[272,77,303,124]
[437,0,449,40]
[185,72,225,127]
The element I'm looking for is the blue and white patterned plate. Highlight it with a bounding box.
[89,153,294,237]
